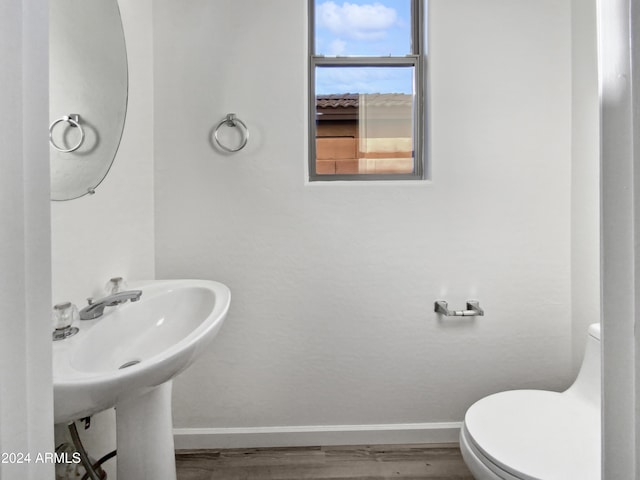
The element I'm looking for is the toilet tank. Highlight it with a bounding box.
[565,323,601,408]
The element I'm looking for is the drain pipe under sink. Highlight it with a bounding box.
[68,422,104,480]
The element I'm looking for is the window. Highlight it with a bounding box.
[309,0,426,181]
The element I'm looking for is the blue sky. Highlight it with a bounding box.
[316,66,413,96]
[315,0,411,56]
[314,0,414,95]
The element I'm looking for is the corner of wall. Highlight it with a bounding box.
[570,0,600,375]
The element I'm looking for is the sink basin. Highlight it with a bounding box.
[53,279,230,423]
[52,279,230,480]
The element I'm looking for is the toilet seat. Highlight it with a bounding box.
[460,424,520,480]
[461,389,600,480]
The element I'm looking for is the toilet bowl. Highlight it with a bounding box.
[460,324,601,480]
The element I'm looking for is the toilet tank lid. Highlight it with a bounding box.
[588,323,601,340]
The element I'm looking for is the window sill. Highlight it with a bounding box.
[304,178,433,187]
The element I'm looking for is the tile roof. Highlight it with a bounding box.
[316,93,412,108]
[316,94,359,108]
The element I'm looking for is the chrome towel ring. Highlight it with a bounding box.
[214,113,249,153]
[49,114,85,153]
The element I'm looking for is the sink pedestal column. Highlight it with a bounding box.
[116,381,176,480]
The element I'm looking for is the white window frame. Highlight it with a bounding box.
[308,0,427,181]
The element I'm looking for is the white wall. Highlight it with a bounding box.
[0,0,54,478]
[571,0,600,373]
[50,0,155,475]
[51,0,155,305]
[154,0,574,446]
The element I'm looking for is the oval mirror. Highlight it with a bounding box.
[50,0,128,201]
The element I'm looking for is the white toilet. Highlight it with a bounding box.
[460,323,601,480]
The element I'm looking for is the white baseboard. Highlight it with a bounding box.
[173,422,463,450]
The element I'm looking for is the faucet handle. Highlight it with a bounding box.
[105,276,127,295]
[53,302,78,329]
[52,302,79,340]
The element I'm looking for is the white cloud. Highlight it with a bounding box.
[317,1,398,41]
[329,39,347,55]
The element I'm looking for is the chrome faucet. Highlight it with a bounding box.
[79,290,143,320]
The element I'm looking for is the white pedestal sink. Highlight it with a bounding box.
[53,279,231,480]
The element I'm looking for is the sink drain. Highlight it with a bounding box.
[119,360,141,369]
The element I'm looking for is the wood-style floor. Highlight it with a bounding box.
[175,444,474,480]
